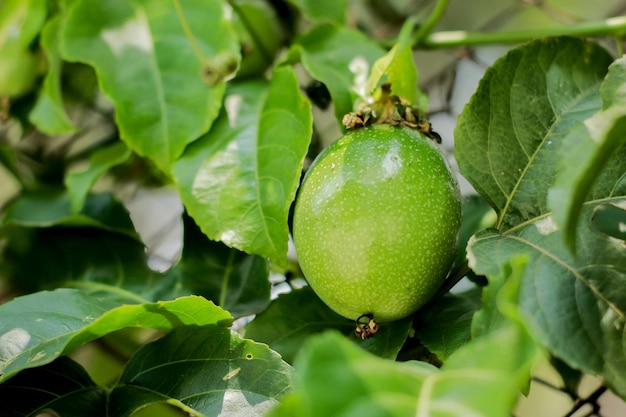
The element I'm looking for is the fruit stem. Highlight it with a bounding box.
[355,313,380,339]
[434,261,471,297]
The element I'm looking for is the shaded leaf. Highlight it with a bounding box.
[167,212,270,318]
[4,227,161,297]
[231,0,285,79]
[452,195,496,284]
[455,37,613,229]
[413,287,482,361]
[245,286,411,364]
[468,199,626,398]
[294,26,384,126]
[60,0,239,172]
[0,288,232,382]
[591,203,626,241]
[64,141,132,213]
[174,67,312,265]
[286,0,347,25]
[0,356,106,417]
[2,190,136,235]
[29,16,77,134]
[109,325,292,417]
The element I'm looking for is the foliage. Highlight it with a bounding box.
[0,0,625,416]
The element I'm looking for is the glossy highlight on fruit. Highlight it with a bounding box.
[293,125,462,322]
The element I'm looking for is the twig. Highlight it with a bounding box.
[563,385,607,417]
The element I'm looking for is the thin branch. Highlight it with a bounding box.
[563,385,608,417]
[419,16,626,48]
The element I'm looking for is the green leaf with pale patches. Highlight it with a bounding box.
[0,289,232,382]
[455,37,613,230]
[174,67,312,266]
[60,0,239,172]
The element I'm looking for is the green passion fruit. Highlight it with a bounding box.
[293,124,462,323]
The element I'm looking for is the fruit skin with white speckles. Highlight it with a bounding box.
[293,125,462,322]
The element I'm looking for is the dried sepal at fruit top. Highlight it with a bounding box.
[355,313,380,339]
[342,84,442,143]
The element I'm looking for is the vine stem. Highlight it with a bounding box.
[418,15,626,48]
[413,0,449,43]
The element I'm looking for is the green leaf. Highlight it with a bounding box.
[295,26,385,126]
[591,202,626,241]
[413,287,482,361]
[245,286,411,364]
[29,16,77,135]
[286,0,347,25]
[467,199,626,398]
[548,60,626,251]
[64,141,132,213]
[0,0,47,97]
[455,37,613,230]
[0,356,106,417]
[60,0,239,172]
[174,67,312,265]
[2,190,137,236]
[0,288,232,382]
[109,325,292,417]
[365,17,426,109]
[167,212,271,318]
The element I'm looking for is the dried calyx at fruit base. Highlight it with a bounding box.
[342,84,442,144]
[341,85,443,339]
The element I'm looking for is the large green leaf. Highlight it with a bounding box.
[64,141,132,213]
[0,288,232,382]
[165,212,271,318]
[270,258,539,417]
[245,286,412,364]
[109,325,292,417]
[456,36,626,399]
[173,67,312,265]
[468,198,626,398]
[455,37,613,230]
[29,16,77,134]
[60,0,239,172]
[548,56,626,251]
[0,356,106,417]
[294,26,384,126]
